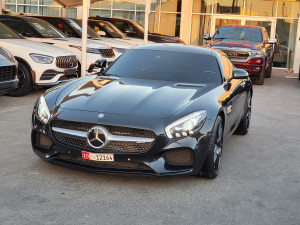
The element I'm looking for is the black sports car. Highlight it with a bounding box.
[31,44,252,178]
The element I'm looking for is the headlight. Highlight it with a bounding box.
[250,50,263,56]
[165,111,207,138]
[36,95,50,124]
[30,54,54,64]
[112,47,127,53]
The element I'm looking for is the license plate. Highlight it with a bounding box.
[82,151,114,162]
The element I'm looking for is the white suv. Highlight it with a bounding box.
[0,22,78,96]
[0,16,117,74]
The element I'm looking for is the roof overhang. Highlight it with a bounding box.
[55,0,147,8]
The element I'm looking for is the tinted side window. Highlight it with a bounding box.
[44,19,71,35]
[2,19,37,37]
[113,21,134,33]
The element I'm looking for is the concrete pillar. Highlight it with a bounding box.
[179,0,193,44]
[293,10,300,72]
[0,0,3,15]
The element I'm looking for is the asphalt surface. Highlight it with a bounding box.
[0,70,299,225]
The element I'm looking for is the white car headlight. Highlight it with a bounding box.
[36,95,50,124]
[165,111,207,138]
[30,54,54,64]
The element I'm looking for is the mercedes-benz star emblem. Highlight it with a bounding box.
[98,113,104,119]
[87,127,107,149]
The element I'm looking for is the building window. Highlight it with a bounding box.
[213,0,244,15]
[190,15,211,45]
[244,0,277,17]
[193,0,213,14]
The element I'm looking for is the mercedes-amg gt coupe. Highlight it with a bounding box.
[31,44,252,179]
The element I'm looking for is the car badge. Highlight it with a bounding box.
[87,127,107,149]
[98,113,104,119]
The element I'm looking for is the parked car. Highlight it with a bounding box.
[31,44,252,179]
[90,16,185,44]
[30,16,134,58]
[0,22,78,96]
[0,15,117,74]
[2,9,12,15]
[205,25,276,85]
[88,19,154,46]
[0,46,18,95]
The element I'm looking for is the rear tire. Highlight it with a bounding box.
[201,116,223,179]
[235,93,252,135]
[7,61,32,97]
[265,65,272,78]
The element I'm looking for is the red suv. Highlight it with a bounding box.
[205,25,276,85]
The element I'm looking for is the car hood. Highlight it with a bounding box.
[0,39,73,56]
[33,37,111,49]
[208,40,262,50]
[56,76,215,119]
[89,37,135,49]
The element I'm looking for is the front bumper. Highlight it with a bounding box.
[232,61,263,76]
[0,78,18,95]
[31,110,214,176]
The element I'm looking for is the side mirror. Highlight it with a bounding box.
[232,69,249,79]
[65,30,74,37]
[267,38,277,44]
[97,30,106,36]
[204,34,211,40]
[95,59,107,69]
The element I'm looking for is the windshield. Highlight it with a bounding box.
[24,17,67,38]
[106,49,222,84]
[0,22,22,39]
[68,19,99,38]
[214,27,263,42]
[88,20,126,38]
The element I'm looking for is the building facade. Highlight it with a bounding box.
[4,0,300,70]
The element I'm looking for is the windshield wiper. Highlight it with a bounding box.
[214,37,226,40]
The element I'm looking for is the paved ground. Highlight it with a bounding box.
[0,69,299,225]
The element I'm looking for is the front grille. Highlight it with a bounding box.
[56,154,153,172]
[0,66,17,82]
[99,49,115,58]
[51,120,155,138]
[56,56,78,68]
[51,120,155,153]
[163,149,193,166]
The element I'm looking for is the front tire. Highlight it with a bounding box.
[7,61,33,97]
[264,65,272,78]
[201,116,223,179]
[253,69,265,85]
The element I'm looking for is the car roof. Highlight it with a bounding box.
[92,16,132,22]
[134,44,221,56]
[219,25,263,30]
